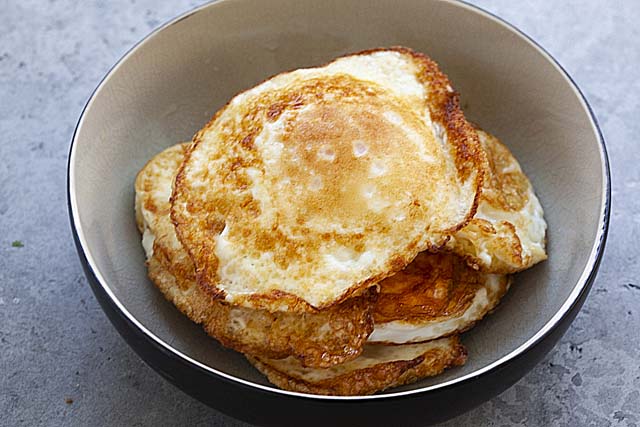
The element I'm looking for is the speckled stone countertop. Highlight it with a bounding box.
[1,1,637,426]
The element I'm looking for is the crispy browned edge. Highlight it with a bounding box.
[427,274,512,336]
[449,124,547,274]
[146,253,377,366]
[373,274,513,346]
[247,336,468,396]
[170,46,485,312]
[453,220,527,274]
[371,274,513,346]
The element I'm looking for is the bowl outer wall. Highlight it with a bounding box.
[67,0,610,425]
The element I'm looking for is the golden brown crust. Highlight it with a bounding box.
[452,219,526,274]
[247,336,467,396]
[381,47,485,210]
[368,253,511,344]
[354,47,484,237]
[373,253,487,324]
[473,126,529,212]
[137,143,376,367]
[447,128,547,274]
[248,357,422,396]
[148,255,376,366]
[171,47,485,312]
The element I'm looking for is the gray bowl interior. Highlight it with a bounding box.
[70,0,605,394]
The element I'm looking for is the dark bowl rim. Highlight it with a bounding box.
[67,0,611,402]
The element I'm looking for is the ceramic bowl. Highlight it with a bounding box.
[68,0,610,425]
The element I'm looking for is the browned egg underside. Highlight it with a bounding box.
[374,252,488,324]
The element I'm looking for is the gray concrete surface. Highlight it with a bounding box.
[0,0,637,426]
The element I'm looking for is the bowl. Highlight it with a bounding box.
[67,0,610,425]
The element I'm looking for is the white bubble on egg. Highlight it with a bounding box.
[309,175,324,191]
[369,159,388,177]
[317,145,336,162]
[353,140,369,157]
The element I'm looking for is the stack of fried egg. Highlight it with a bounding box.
[134,47,547,395]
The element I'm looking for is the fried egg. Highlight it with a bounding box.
[247,336,466,396]
[368,253,510,344]
[135,143,375,368]
[447,129,547,273]
[171,47,484,312]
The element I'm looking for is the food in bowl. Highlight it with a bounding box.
[134,47,547,395]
